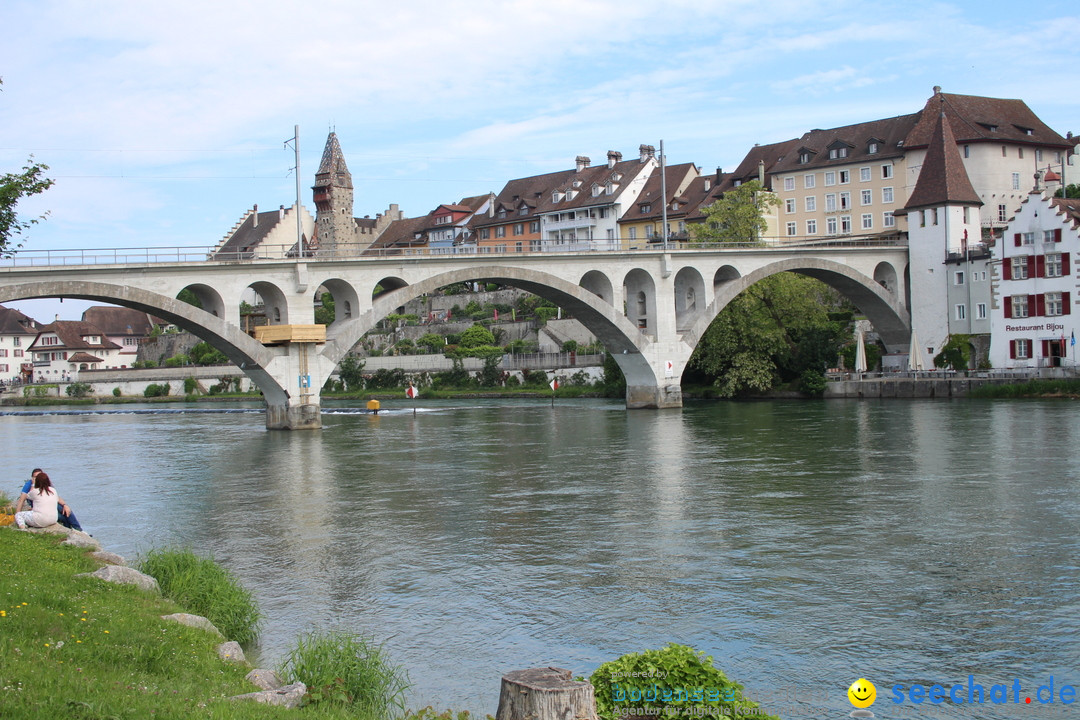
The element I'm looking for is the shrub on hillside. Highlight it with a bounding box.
[279,631,409,711]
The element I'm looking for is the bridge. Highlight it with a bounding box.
[0,240,911,429]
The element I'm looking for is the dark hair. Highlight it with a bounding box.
[31,468,42,476]
[33,472,54,496]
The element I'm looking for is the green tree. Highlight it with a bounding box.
[690,179,779,245]
[314,292,335,325]
[0,79,55,254]
[934,334,971,371]
[337,355,366,391]
[1054,183,1080,199]
[416,333,444,353]
[457,324,495,349]
[189,341,228,365]
[177,288,203,309]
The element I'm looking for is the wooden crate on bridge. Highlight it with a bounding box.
[254,324,326,345]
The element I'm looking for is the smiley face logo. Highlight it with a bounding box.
[848,678,876,709]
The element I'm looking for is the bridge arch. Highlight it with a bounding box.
[683,257,911,350]
[579,270,614,305]
[623,268,656,334]
[313,277,360,330]
[0,281,287,406]
[674,267,705,332]
[319,264,658,386]
[179,283,225,318]
[248,281,288,325]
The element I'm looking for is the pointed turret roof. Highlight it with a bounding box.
[314,132,352,188]
[905,103,982,209]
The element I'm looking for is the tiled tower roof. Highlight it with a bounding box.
[905,106,983,209]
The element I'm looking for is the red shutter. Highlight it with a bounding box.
[1042,340,1051,358]
[1010,340,1017,359]
[1064,254,1072,276]
[1028,256,1036,278]
[1014,233,1023,247]
[1036,255,1046,278]
[1003,261,1012,280]
[1031,295,1041,317]
[1064,292,1072,316]
[1054,228,1063,243]
[1004,297,1012,318]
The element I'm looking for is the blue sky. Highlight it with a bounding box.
[2,0,1079,321]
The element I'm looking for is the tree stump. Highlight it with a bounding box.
[496,668,598,720]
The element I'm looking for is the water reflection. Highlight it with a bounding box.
[1,399,1078,719]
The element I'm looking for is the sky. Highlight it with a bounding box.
[2,0,1079,321]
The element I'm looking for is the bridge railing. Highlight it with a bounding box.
[1,234,907,268]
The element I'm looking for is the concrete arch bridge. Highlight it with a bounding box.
[0,243,911,429]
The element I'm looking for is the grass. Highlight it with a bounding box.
[137,548,261,645]
[280,631,410,713]
[968,378,1080,398]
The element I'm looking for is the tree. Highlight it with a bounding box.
[690,180,779,245]
[0,79,55,255]
[457,323,495,349]
[337,355,366,391]
[1054,183,1080,199]
[934,334,971,371]
[314,292,335,325]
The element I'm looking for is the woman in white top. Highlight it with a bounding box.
[14,471,68,529]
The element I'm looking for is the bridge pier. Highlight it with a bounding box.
[265,401,322,430]
[626,382,683,409]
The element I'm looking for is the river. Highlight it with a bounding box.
[2,398,1078,719]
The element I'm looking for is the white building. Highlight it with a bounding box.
[28,320,124,382]
[989,187,1080,369]
[0,305,40,384]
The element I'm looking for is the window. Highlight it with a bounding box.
[1047,292,1064,316]
[868,142,879,154]
[785,198,796,213]
[883,212,895,228]
[862,213,873,230]
[827,217,837,235]
[955,304,966,321]
[529,221,539,233]
[1012,295,1029,318]
[0,364,6,373]
[825,194,837,212]
[1019,147,1025,159]
[786,222,797,236]
[1002,145,1008,157]
[14,349,22,357]
[479,228,490,239]
[860,167,871,182]
[861,190,872,205]
[1046,253,1063,277]
[640,203,651,214]
[519,206,528,216]
[963,145,970,158]
[0,349,6,357]
[805,196,816,212]
[645,224,654,237]
[799,152,811,164]
[963,206,970,223]
[954,271,965,285]
[1044,229,1061,243]
[998,204,1008,222]
[932,208,939,226]
[839,170,850,184]
[1011,257,1029,279]
[882,187,894,204]
[13,337,19,347]
[628,227,637,240]
[840,216,852,234]
[825,171,836,186]
[1012,172,1021,191]
[976,303,987,320]
[1022,232,1035,245]
[807,219,817,234]
[495,226,506,238]
[1037,149,1044,162]
[840,192,851,210]
[513,223,524,236]
[881,164,893,179]
[804,174,816,189]
[784,177,795,191]
[1014,339,1031,359]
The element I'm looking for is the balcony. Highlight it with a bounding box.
[541,215,597,232]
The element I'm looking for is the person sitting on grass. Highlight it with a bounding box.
[14,471,70,530]
[20,468,84,532]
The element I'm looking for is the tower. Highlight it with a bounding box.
[312,132,358,253]
[903,99,984,369]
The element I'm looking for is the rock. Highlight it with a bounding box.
[246,668,283,690]
[161,613,222,637]
[217,641,246,663]
[76,565,160,594]
[23,523,67,536]
[63,531,101,550]
[229,682,306,708]
[90,551,126,566]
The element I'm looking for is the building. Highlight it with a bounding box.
[617,162,701,245]
[471,168,578,253]
[422,195,492,252]
[210,203,316,260]
[745,88,1071,242]
[0,305,40,384]
[989,186,1080,369]
[80,306,160,364]
[28,320,123,381]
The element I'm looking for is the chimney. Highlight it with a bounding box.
[933,85,942,95]
[252,204,258,227]
[575,155,591,172]
[639,144,655,163]
[715,167,722,183]
[607,150,622,168]
[758,160,765,185]
[279,205,285,221]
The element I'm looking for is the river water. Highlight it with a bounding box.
[2,398,1078,719]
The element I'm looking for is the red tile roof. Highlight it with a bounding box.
[905,92,1070,150]
[905,107,983,209]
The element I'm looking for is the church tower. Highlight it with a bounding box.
[903,93,984,369]
[312,132,358,254]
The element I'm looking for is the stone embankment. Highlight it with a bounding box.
[10,522,307,709]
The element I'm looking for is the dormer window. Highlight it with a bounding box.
[518,205,528,216]
[497,208,507,219]
[566,189,577,201]
[671,201,680,211]
[552,191,562,203]
[1014,125,1034,135]
[979,122,998,132]
[605,182,614,195]
[641,203,652,214]
[591,183,601,197]
[868,142,879,154]
[572,180,582,189]
[799,152,811,164]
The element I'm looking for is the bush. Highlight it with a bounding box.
[183,377,199,394]
[279,631,409,711]
[590,644,778,720]
[562,340,578,353]
[143,383,171,398]
[163,354,189,368]
[366,368,406,390]
[799,368,827,396]
[112,387,122,397]
[189,342,228,366]
[65,382,92,398]
[138,548,261,645]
